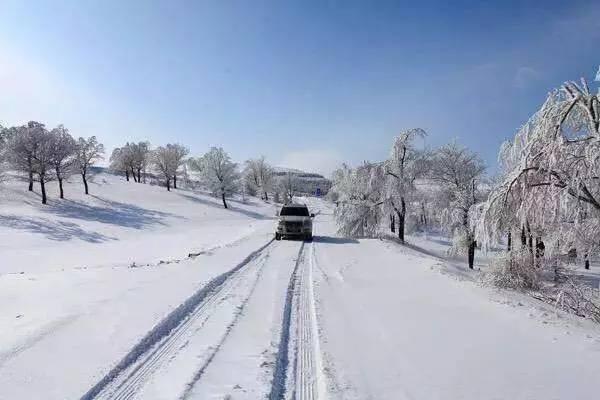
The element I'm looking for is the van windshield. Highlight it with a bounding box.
[280,207,309,217]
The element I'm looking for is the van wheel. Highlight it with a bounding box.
[275,233,281,240]
[305,234,313,242]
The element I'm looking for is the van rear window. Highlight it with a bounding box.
[280,207,309,216]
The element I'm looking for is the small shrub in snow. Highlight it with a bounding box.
[447,231,469,258]
[536,278,600,323]
[482,248,541,290]
[483,248,600,323]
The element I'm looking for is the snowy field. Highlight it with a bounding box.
[1,173,600,399]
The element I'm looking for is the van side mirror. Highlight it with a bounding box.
[310,213,315,218]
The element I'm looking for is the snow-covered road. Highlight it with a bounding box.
[80,238,327,400]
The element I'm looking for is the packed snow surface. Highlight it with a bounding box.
[1,172,599,399]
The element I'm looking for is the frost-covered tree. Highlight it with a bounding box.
[108,142,150,183]
[411,184,439,233]
[109,147,130,180]
[131,141,151,184]
[189,147,239,208]
[115,141,151,183]
[0,124,6,156]
[332,163,386,237]
[6,122,46,191]
[75,136,104,195]
[169,143,189,189]
[0,124,5,147]
[245,157,274,201]
[430,142,485,268]
[28,125,55,204]
[0,124,8,182]
[479,74,600,272]
[121,143,137,182]
[49,125,77,199]
[384,128,430,242]
[113,142,144,182]
[5,121,58,202]
[152,145,179,191]
[279,171,297,204]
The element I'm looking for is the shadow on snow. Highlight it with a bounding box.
[177,193,271,220]
[44,196,179,229]
[313,235,359,244]
[0,215,116,243]
[0,194,181,242]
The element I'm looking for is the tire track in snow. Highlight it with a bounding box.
[114,256,268,400]
[178,241,275,399]
[269,241,327,400]
[81,238,274,400]
[293,242,327,400]
[268,242,305,400]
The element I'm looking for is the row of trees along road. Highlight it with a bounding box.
[331,128,485,268]
[2,124,309,211]
[0,121,104,204]
[330,130,486,269]
[109,142,298,209]
[330,69,600,287]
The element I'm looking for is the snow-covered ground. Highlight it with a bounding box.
[1,174,600,399]
[311,207,600,400]
[0,171,276,274]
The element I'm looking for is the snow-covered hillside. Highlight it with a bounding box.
[0,170,277,273]
[1,173,599,400]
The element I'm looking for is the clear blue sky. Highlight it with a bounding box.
[1,0,598,175]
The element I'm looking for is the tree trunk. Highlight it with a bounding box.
[40,176,47,204]
[173,174,177,189]
[26,156,34,191]
[82,173,89,195]
[534,237,545,268]
[396,197,406,242]
[584,254,590,270]
[390,214,395,233]
[58,177,64,199]
[131,167,137,182]
[166,178,171,191]
[521,225,527,247]
[507,231,512,252]
[468,239,476,269]
[535,238,545,258]
[221,192,228,209]
[137,169,141,183]
[125,170,129,181]
[55,167,64,199]
[264,191,268,201]
[526,222,534,267]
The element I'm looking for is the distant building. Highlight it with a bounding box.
[273,168,332,196]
